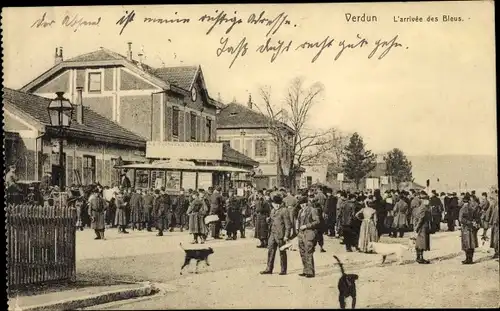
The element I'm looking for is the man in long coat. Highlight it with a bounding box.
[89,187,106,240]
[115,190,129,234]
[154,187,170,236]
[297,196,321,278]
[260,195,291,276]
[283,189,298,239]
[209,186,225,239]
[413,191,432,264]
[225,189,242,240]
[458,195,481,264]
[392,193,409,238]
[486,190,499,259]
[447,192,460,231]
[142,189,155,232]
[409,193,421,232]
[175,188,189,232]
[254,190,271,248]
[336,191,348,239]
[338,193,357,252]
[130,188,144,230]
[429,190,444,234]
[325,189,337,237]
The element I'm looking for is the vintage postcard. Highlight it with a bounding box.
[2,1,498,309]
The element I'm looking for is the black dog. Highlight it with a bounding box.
[179,243,214,275]
[333,255,359,309]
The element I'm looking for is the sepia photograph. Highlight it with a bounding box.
[2,1,498,309]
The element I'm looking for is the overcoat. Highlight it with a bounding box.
[459,203,480,250]
[187,198,208,234]
[114,196,128,226]
[89,195,106,230]
[142,194,154,223]
[413,202,431,251]
[487,197,499,250]
[129,193,144,223]
[392,199,409,229]
[254,199,271,239]
[225,196,242,232]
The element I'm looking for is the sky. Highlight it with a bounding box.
[2,2,497,156]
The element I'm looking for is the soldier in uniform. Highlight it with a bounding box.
[311,192,327,252]
[115,190,130,234]
[89,186,106,240]
[487,190,499,259]
[260,195,292,276]
[458,195,481,264]
[325,188,337,237]
[338,193,357,252]
[413,191,432,264]
[225,189,241,240]
[154,187,171,237]
[429,190,444,233]
[130,188,144,230]
[142,189,155,232]
[254,190,271,248]
[176,188,189,232]
[209,186,225,239]
[283,189,298,238]
[297,195,321,278]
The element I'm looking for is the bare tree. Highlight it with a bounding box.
[256,77,330,190]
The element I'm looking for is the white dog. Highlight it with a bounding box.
[367,240,414,265]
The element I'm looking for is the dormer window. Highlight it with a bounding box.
[88,72,102,93]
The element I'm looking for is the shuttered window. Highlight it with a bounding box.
[83,155,96,185]
[104,159,111,187]
[190,113,197,141]
[67,155,74,186]
[75,156,83,186]
[96,159,103,185]
[255,140,268,157]
[172,107,180,137]
[88,72,102,93]
[206,118,212,142]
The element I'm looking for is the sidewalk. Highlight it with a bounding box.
[9,282,153,311]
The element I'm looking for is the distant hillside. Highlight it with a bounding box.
[408,155,498,192]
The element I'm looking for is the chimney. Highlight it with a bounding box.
[137,52,144,69]
[76,87,84,124]
[54,47,63,65]
[127,42,133,61]
[247,94,253,109]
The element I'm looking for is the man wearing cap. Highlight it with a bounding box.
[176,188,189,232]
[429,190,444,234]
[297,196,320,278]
[209,186,225,239]
[142,189,155,232]
[225,189,242,240]
[283,189,298,238]
[486,190,498,259]
[310,193,327,252]
[459,194,481,264]
[120,171,131,189]
[154,187,171,236]
[413,191,432,264]
[447,192,460,231]
[130,188,144,231]
[336,191,347,239]
[89,187,106,240]
[338,193,357,252]
[260,194,292,276]
[325,188,337,237]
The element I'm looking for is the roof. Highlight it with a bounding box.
[222,144,259,167]
[3,88,146,148]
[152,66,199,91]
[217,102,274,129]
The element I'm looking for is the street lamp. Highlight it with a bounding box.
[47,91,74,190]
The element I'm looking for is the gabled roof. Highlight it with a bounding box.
[3,88,146,148]
[217,102,273,129]
[152,66,199,91]
[221,144,259,167]
[20,47,215,108]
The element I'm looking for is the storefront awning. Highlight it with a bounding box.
[118,160,250,173]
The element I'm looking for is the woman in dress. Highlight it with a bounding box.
[253,190,271,248]
[187,191,208,244]
[356,198,379,253]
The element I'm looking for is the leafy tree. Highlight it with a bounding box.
[384,148,413,189]
[341,133,377,189]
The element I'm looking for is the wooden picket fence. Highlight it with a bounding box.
[6,203,77,290]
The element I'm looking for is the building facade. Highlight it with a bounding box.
[3,88,146,187]
[217,98,295,190]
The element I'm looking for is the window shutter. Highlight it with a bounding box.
[211,118,217,142]
[178,110,185,141]
[104,160,111,186]
[185,111,191,141]
[67,155,73,186]
[245,140,253,157]
[165,105,172,141]
[198,116,203,142]
[96,159,103,185]
[75,156,83,185]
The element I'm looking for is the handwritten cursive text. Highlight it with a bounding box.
[216,37,249,69]
[62,14,101,32]
[247,11,293,37]
[116,10,135,35]
[256,37,293,63]
[296,36,335,63]
[31,12,55,28]
[367,35,404,60]
[334,34,369,61]
[199,10,243,35]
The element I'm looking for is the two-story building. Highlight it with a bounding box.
[3,87,146,187]
[20,43,257,191]
[216,97,296,190]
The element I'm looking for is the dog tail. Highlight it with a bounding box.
[333,255,345,275]
[179,242,185,250]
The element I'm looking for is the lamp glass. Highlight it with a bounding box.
[48,92,74,127]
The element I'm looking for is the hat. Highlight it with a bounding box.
[419,190,427,196]
[271,195,283,205]
[463,196,470,203]
[298,197,308,205]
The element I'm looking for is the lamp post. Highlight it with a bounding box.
[47,91,74,190]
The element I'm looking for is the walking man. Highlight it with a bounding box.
[297,196,320,278]
[260,195,291,276]
[89,186,106,240]
[338,193,357,252]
